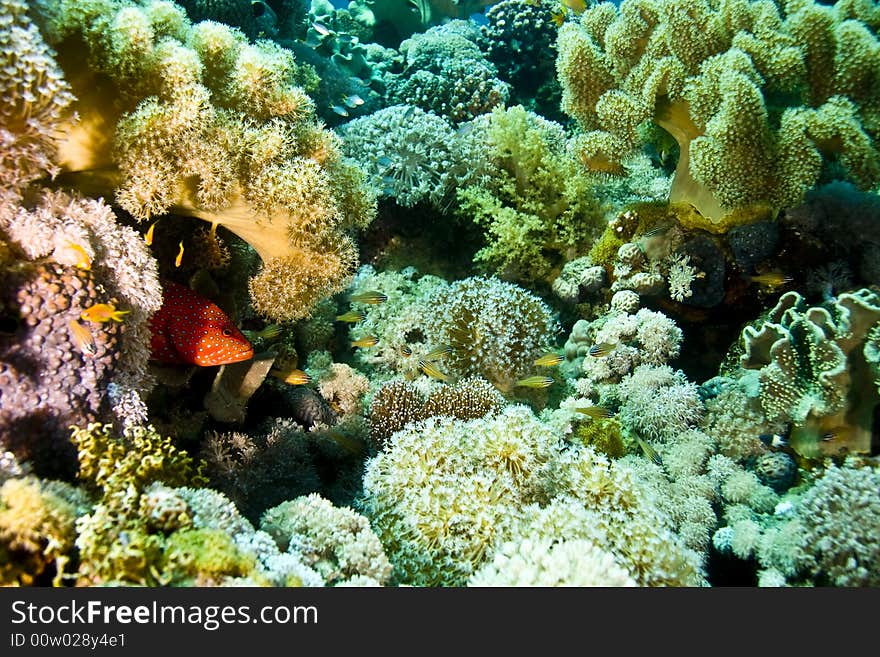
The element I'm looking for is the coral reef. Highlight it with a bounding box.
[339,104,463,207]
[456,105,608,287]
[0,0,873,593]
[0,190,161,476]
[30,0,376,322]
[556,0,880,225]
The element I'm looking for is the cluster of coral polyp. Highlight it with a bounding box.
[0,263,119,477]
[556,0,880,226]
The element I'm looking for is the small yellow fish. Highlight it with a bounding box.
[398,344,412,357]
[66,242,91,270]
[68,319,97,357]
[749,271,793,288]
[144,220,158,246]
[81,303,130,323]
[534,352,563,367]
[349,290,388,304]
[336,310,367,323]
[418,358,449,382]
[174,241,184,268]
[351,335,379,348]
[271,368,312,385]
[515,375,555,389]
[636,436,663,466]
[551,8,565,26]
[562,0,587,13]
[243,324,283,341]
[423,344,453,362]
[574,405,614,420]
[589,342,615,357]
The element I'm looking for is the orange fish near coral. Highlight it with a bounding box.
[149,280,253,367]
[81,303,129,323]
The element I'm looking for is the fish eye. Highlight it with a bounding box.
[222,328,233,337]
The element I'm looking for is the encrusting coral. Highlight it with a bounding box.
[28,0,376,322]
[556,0,880,226]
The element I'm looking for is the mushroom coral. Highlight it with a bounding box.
[29,0,376,321]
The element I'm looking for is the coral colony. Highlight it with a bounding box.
[1,0,880,588]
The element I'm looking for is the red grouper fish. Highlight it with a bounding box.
[149,280,254,366]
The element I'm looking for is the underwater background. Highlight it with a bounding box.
[1,0,879,587]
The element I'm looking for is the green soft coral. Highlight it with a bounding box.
[29,0,375,321]
[71,422,212,585]
[556,0,880,226]
[0,477,86,586]
[457,105,608,287]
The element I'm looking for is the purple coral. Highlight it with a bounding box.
[0,191,161,476]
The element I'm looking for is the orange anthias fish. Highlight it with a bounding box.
[149,280,254,367]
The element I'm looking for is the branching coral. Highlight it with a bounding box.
[455,105,609,287]
[556,0,880,225]
[29,0,376,322]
